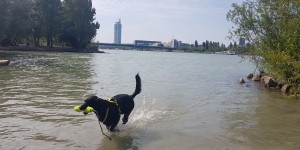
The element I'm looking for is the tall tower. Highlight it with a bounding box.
[114,19,122,44]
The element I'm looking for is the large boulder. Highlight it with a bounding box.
[261,76,277,88]
[247,73,254,79]
[251,75,261,81]
[281,84,291,94]
[239,78,245,83]
[0,60,10,66]
[277,79,286,89]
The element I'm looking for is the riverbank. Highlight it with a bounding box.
[241,73,299,98]
[0,46,104,53]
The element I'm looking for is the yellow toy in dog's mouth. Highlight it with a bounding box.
[73,106,94,114]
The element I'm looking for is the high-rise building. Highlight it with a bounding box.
[114,19,122,44]
[239,37,246,46]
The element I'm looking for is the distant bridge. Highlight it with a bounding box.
[91,43,175,51]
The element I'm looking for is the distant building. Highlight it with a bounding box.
[164,39,180,48]
[178,41,190,47]
[239,37,245,46]
[170,39,179,48]
[114,19,122,44]
[134,40,162,46]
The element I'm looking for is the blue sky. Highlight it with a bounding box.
[92,0,244,46]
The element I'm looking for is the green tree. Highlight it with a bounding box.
[31,4,44,46]
[5,0,33,46]
[209,41,213,48]
[202,42,205,48]
[0,0,10,45]
[35,0,62,47]
[229,42,233,48]
[233,41,237,47]
[221,43,225,48]
[195,40,198,47]
[205,40,209,49]
[227,0,300,95]
[60,0,100,49]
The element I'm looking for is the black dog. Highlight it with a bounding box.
[77,74,141,132]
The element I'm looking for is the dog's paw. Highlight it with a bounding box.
[110,128,120,132]
[122,117,128,124]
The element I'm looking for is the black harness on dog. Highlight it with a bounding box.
[93,98,123,140]
[101,98,121,123]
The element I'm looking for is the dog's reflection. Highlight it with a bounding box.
[98,131,138,150]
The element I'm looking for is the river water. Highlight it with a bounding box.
[0,50,299,150]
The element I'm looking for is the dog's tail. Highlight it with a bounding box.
[131,73,141,99]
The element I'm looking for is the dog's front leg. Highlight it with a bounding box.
[122,114,129,124]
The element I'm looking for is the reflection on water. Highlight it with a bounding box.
[222,83,300,149]
[1,50,300,150]
[99,131,138,150]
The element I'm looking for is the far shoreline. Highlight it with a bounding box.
[0,46,105,53]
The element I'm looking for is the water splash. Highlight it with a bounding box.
[110,96,172,147]
[128,96,173,129]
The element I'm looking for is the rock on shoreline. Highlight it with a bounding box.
[245,73,293,95]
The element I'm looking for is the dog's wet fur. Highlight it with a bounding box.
[79,74,141,132]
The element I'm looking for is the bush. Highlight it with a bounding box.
[227,0,300,96]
